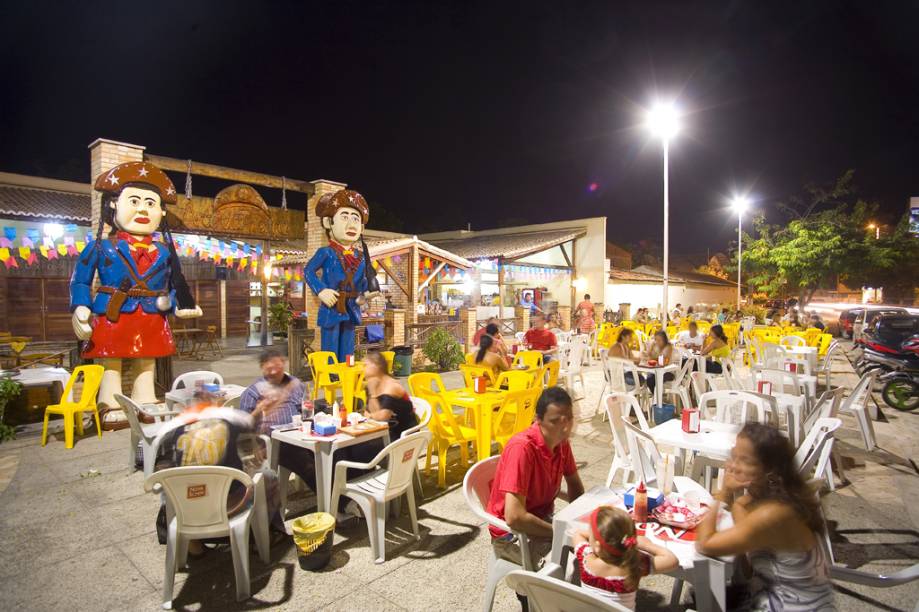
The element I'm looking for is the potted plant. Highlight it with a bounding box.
[268,301,293,337]
[0,377,23,442]
[422,328,464,372]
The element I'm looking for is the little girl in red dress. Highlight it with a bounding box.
[573,506,678,610]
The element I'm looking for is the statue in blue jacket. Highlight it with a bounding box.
[71,161,201,425]
[305,189,379,362]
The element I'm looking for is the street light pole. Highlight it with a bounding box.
[645,101,680,326]
[662,139,670,327]
[737,212,742,309]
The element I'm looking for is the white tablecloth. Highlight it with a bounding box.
[11,367,72,401]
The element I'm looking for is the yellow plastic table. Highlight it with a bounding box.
[443,388,507,460]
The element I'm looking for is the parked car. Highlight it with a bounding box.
[853,306,909,342]
[838,307,863,339]
[863,314,919,350]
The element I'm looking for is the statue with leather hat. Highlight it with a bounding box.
[305,189,380,362]
[70,161,202,429]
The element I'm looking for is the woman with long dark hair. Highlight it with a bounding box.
[695,423,834,611]
[700,323,730,373]
[475,334,509,380]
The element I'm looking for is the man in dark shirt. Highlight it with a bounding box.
[239,349,316,490]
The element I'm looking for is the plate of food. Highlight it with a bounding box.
[651,494,708,530]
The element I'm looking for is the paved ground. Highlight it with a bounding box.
[1,343,917,611]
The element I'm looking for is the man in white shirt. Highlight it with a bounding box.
[676,321,704,349]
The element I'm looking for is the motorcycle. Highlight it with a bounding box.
[878,334,919,412]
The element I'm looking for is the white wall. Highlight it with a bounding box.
[605,281,736,317]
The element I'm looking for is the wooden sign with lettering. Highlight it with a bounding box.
[166,183,304,241]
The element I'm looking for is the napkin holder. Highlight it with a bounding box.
[624,485,665,512]
[312,413,338,436]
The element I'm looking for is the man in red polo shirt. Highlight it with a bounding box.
[486,387,585,567]
[523,314,558,361]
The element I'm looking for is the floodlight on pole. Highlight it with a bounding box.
[731,195,750,309]
[644,101,681,326]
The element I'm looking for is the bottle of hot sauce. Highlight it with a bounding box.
[634,481,648,523]
[337,401,347,428]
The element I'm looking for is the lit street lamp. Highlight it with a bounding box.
[867,223,880,239]
[645,101,681,326]
[731,195,750,310]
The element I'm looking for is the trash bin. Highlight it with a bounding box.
[291,512,336,571]
[392,345,414,377]
[652,403,676,424]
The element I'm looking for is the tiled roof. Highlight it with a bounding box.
[425,228,585,260]
[615,265,737,287]
[0,185,92,223]
[277,236,474,269]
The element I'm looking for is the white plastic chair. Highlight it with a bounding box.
[816,340,840,389]
[794,417,842,491]
[596,354,647,420]
[222,395,241,408]
[504,570,630,612]
[558,340,586,397]
[689,371,713,407]
[660,357,693,410]
[621,419,663,489]
[403,397,433,496]
[604,393,650,487]
[838,370,879,451]
[781,335,807,347]
[755,367,804,396]
[115,393,166,477]
[330,431,431,564]
[145,465,269,608]
[166,371,224,411]
[463,456,538,612]
[699,390,771,425]
[761,343,788,369]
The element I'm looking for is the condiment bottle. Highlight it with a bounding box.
[634,481,648,523]
[337,401,347,428]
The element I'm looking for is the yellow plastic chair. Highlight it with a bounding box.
[417,388,479,488]
[380,350,395,374]
[803,329,822,347]
[459,364,496,389]
[620,320,640,331]
[464,352,477,365]
[339,365,366,414]
[512,350,544,369]
[307,351,341,402]
[41,365,105,449]
[543,360,560,387]
[493,388,540,452]
[494,369,538,392]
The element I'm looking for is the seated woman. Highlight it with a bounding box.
[699,323,731,373]
[695,423,835,611]
[362,351,419,440]
[609,328,642,387]
[475,334,509,382]
[484,322,511,365]
[645,331,675,396]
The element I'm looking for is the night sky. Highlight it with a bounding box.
[2,1,917,254]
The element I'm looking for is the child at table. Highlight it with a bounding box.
[573,506,678,610]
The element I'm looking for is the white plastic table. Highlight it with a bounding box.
[544,486,734,612]
[270,424,391,513]
[649,419,740,462]
[12,367,73,401]
[164,384,247,410]
[635,363,679,411]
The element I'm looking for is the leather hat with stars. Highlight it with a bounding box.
[93,161,178,204]
[316,189,369,224]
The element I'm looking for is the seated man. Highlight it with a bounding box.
[486,387,585,568]
[239,348,316,490]
[523,314,558,361]
[473,316,498,347]
[676,320,705,350]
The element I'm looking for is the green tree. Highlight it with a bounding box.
[737,171,914,306]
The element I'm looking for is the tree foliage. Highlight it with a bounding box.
[738,171,918,305]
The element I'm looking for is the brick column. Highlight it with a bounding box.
[89,139,145,236]
[558,305,572,331]
[460,307,477,353]
[593,301,604,327]
[515,306,529,334]
[306,179,348,333]
[384,308,405,347]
